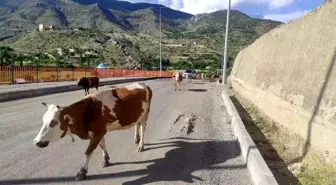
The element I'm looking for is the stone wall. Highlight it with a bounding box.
[229,1,336,158]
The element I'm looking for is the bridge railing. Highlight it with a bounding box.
[0,66,172,84]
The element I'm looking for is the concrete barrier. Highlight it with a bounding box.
[221,87,278,185]
[0,77,163,103]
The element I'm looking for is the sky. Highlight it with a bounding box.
[120,0,326,23]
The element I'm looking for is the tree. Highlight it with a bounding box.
[16,53,25,66]
[99,54,104,63]
[74,47,85,67]
[0,46,14,66]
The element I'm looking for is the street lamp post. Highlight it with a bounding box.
[222,0,231,84]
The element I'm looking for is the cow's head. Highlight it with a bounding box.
[77,78,83,86]
[34,102,72,148]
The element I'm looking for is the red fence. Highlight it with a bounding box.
[0,66,173,84]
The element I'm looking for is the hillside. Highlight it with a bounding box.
[0,0,280,39]
[0,0,192,38]
[0,0,281,72]
[174,10,282,66]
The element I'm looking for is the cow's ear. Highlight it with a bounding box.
[64,115,73,125]
[41,102,49,107]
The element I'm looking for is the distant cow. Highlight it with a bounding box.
[77,77,99,96]
[201,73,205,81]
[172,71,183,91]
[33,82,153,181]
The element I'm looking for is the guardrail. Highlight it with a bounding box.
[0,66,172,84]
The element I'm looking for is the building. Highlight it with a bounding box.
[38,24,44,32]
[96,63,108,69]
[38,24,55,31]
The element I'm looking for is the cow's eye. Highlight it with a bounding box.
[49,120,58,128]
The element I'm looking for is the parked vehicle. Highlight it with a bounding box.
[183,69,196,79]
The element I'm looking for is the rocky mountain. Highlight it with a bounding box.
[0,0,282,71]
[0,0,281,38]
[0,0,192,38]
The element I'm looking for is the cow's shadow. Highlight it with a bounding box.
[0,138,244,185]
[178,89,208,92]
[188,89,208,92]
[109,138,242,184]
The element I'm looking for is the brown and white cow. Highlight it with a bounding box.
[172,71,183,91]
[33,82,152,181]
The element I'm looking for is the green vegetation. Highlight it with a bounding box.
[297,153,336,185]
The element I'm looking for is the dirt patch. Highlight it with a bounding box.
[229,89,336,185]
[178,113,197,135]
[172,114,184,125]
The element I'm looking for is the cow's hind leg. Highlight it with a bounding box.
[76,135,103,181]
[85,88,89,96]
[134,125,140,144]
[138,112,149,152]
[99,137,110,168]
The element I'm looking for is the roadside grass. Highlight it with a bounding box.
[229,87,336,185]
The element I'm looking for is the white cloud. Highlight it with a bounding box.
[122,0,298,14]
[121,0,306,22]
[268,0,296,9]
[263,10,305,23]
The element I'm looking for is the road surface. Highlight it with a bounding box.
[0,79,251,185]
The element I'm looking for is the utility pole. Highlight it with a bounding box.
[160,7,166,77]
[222,0,231,84]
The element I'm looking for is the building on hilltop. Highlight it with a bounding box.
[38,24,44,32]
[38,24,55,32]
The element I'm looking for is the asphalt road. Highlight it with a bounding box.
[0,79,251,185]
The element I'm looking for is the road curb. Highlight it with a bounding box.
[221,89,278,185]
[0,77,164,103]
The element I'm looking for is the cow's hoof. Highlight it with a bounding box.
[100,160,109,168]
[75,172,86,181]
[137,145,144,152]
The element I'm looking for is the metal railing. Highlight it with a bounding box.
[0,66,173,84]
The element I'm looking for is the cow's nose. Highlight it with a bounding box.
[35,141,49,148]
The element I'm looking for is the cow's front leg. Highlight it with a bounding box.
[138,112,149,152]
[76,135,102,181]
[99,137,110,168]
